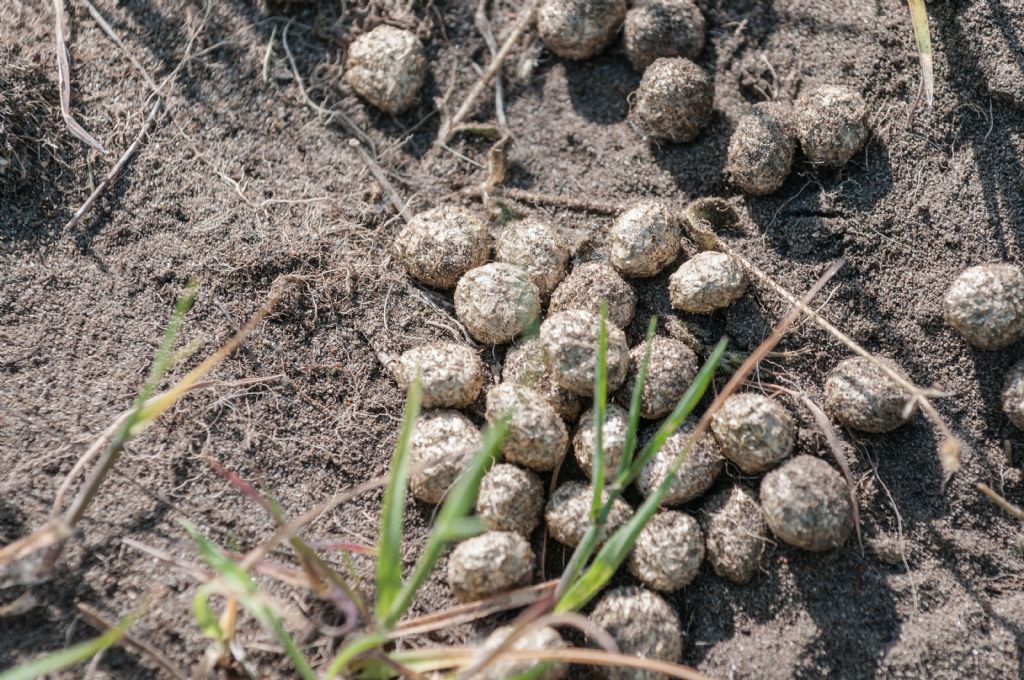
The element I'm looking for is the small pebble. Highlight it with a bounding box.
[627,510,704,592]
[476,464,545,536]
[589,586,682,680]
[540,310,630,396]
[760,455,853,552]
[824,356,916,433]
[455,263,540,344]
[631,57,713,143]
[669,251,748,313]
[573,403,630,479]
[409,410,481,504]
[344,25,426,114]
[549,262,636,329]
[545,481,633,547]
[795,85,868,166]
[447,531,534,602]
[943,263,1024,350]
[495,219,570,297]
[711,393,794,474]
[394,206,489,289]
[536,0,626,60]
[636,421,724,505]
[1004,360,1024,429]
[609,201,681,278]
[616,336,698,419]
[485,383,568,471]
[702,485,767,584]
[623,0,705,71]
[393,342,483,408]
[502,337,583,421]
[726,103,796,195]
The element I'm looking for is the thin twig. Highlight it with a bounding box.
[437,0,539,144]
[53,0,106,153]
[77,603,189,680]
[65,100,163,229]
[474,0,507,129]
[978,483,1024,522]
[76,0,160,93]
[281,19,375,153]
[475,186,622,214]
[349,139,411,222]
[391,580,556,638]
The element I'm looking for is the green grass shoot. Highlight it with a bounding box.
[907,0,934,106]
[555,338,728,613]
[375,374,423,621]
[182,521,316,680]
[589,302,609,521]
[0,611,137,680]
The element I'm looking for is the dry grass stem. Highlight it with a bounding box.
[282,19,375,153]
[65,100,163,229]
[977,483,1024,522]
[77,602,189,680]
[53,0,106,153]
[392,580,557,638]
[437,0,539,144]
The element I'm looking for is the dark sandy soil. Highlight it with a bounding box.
[2,0,1024,677]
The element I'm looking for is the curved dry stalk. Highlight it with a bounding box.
[391,580,556,638]
[978,483,1024,522]
[394,646,712,680]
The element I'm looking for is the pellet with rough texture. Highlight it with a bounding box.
[485,383,568,471]
[476,463,545,536]
[478,625,568,680]
[393,342,483,408]
[616,336,698,419]
[589,586,683,680]
[795,85,868,166]
[760,455,853,552]
[630,57,713,143]
[536,0,626,60]
[627,510,704,592]
[1004,360,1024,430]
[455,263,540,344]
[825,356,916,433]
[495,219,570,297]
[623,0,705,71]
[726,103,796,195]
[636,422,724,505]
[502,337,583,421]
[609,201,681,278]
[344,25,426,114]
[702,485,767,584]
[540,310,630,396]
[447,531,535,602]
[573,403,630,479]
[394,207,489,289]
[549,262,636,329]
[943,263,1024,350]
[669,251,747,313]
[409,411,481,504]
[545,481,632,547]
[711,393,794,474]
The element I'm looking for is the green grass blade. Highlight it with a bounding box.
[0,614,135,680]
[375,376,423,621]
[126,280,198,436]
[620,338,729,488]
[618,317,657,478]
[556,339,728,613]
[181,521,316,680]
[907,0,933,106]
[380,418,508,630]
[323,631,390,680]
[590,302,609,521]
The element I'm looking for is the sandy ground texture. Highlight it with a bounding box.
[2,0,1024,678]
